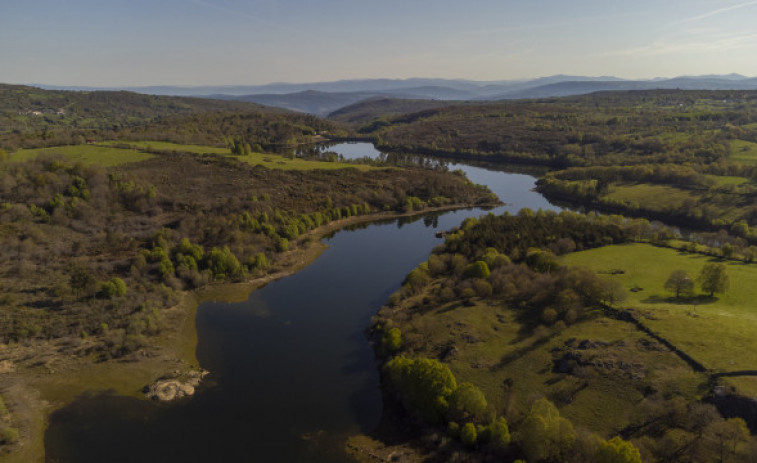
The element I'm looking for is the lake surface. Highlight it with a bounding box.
[44,143,560,462]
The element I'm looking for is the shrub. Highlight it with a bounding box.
[0,427,19,444]
[448,382,488,421]
[489,417,511,449]
[385,356,457,424]
[461,422,477,447]
[381,327,402,354]
[464,261,490,279]
[99,277,127,298]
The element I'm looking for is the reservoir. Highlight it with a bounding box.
[45,143,560,462]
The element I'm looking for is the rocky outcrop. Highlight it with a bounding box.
[144,369,209,401]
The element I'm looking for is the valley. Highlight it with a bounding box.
[2,84,757,462]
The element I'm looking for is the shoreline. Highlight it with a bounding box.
[0,200,497,462]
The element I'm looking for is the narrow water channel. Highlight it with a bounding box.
[44,143,561,462]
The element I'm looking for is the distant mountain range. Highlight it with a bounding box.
[33,74,757,116]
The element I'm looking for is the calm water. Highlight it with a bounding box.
[45,143,560,462]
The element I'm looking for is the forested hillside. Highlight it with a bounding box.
[344,90,757,230]
[361,90,757,167]
[0,84,346,151]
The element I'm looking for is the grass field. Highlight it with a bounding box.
[730,139,757,165]
[604,183,695,209]
[602,182,749,223]
[10,145,153,166]
[13,141,374,171]
[233,152,374,171]
[563,243,757,376]
[111,140,375,170]
[100,140,230,155]
[705,174,750,186]
[394,292,699,435]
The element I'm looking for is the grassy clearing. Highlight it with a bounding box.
[10,145,153,167]
[16,141,375,171]
[563,243,757,375]
[730,139,757,165]
[705,174,750,186]
[108,140,375,170]
[100,140,229,155]
[234,152,374,171]
[604,183,695,209]
[395,292,699,435]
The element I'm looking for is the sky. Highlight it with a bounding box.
[2,0,757,86]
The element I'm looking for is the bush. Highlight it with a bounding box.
[464,261,490,279]
[596,436,641,463]
[472,279,493,297]
[405,263,431,291]
[0,427,19,444]
[385,356,457,424]
[460,422,477,447]
[489,416,511,449]
[99,277,127,298]
[448,382,488,422]
[204,246,244,280]
[381,327,402,353]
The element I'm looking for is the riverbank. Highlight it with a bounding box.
[0,200,496,463]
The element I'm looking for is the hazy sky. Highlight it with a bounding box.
[3,0,757,86]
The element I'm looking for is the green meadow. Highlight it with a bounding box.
[12,141,373,171]
[705,174,750,186]
[563,243,757,375]
[604,184,695,209]
[730,139,757,165]
[233,152,374,171]
[100,140,230,155]
[396,292,699,435]
[111,140,374,170]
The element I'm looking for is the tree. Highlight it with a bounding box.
[448,382,488,421]
[251,252,269,271]
[519,399,576,462]
[405,263,431,291]
[384,356,457,423]
[489,416,511,449]
[381,327,402,353]
[664,269,694,299]
[706,418,749,462]
[600,278,627,305]
[698,263,729,297]
[204,246,244,280]
[596,436,641,463]
[464,260,490,279]
[460,422,477,447]
[100,277,127,298]
[69,266,95,298]
[721,243,734,259]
